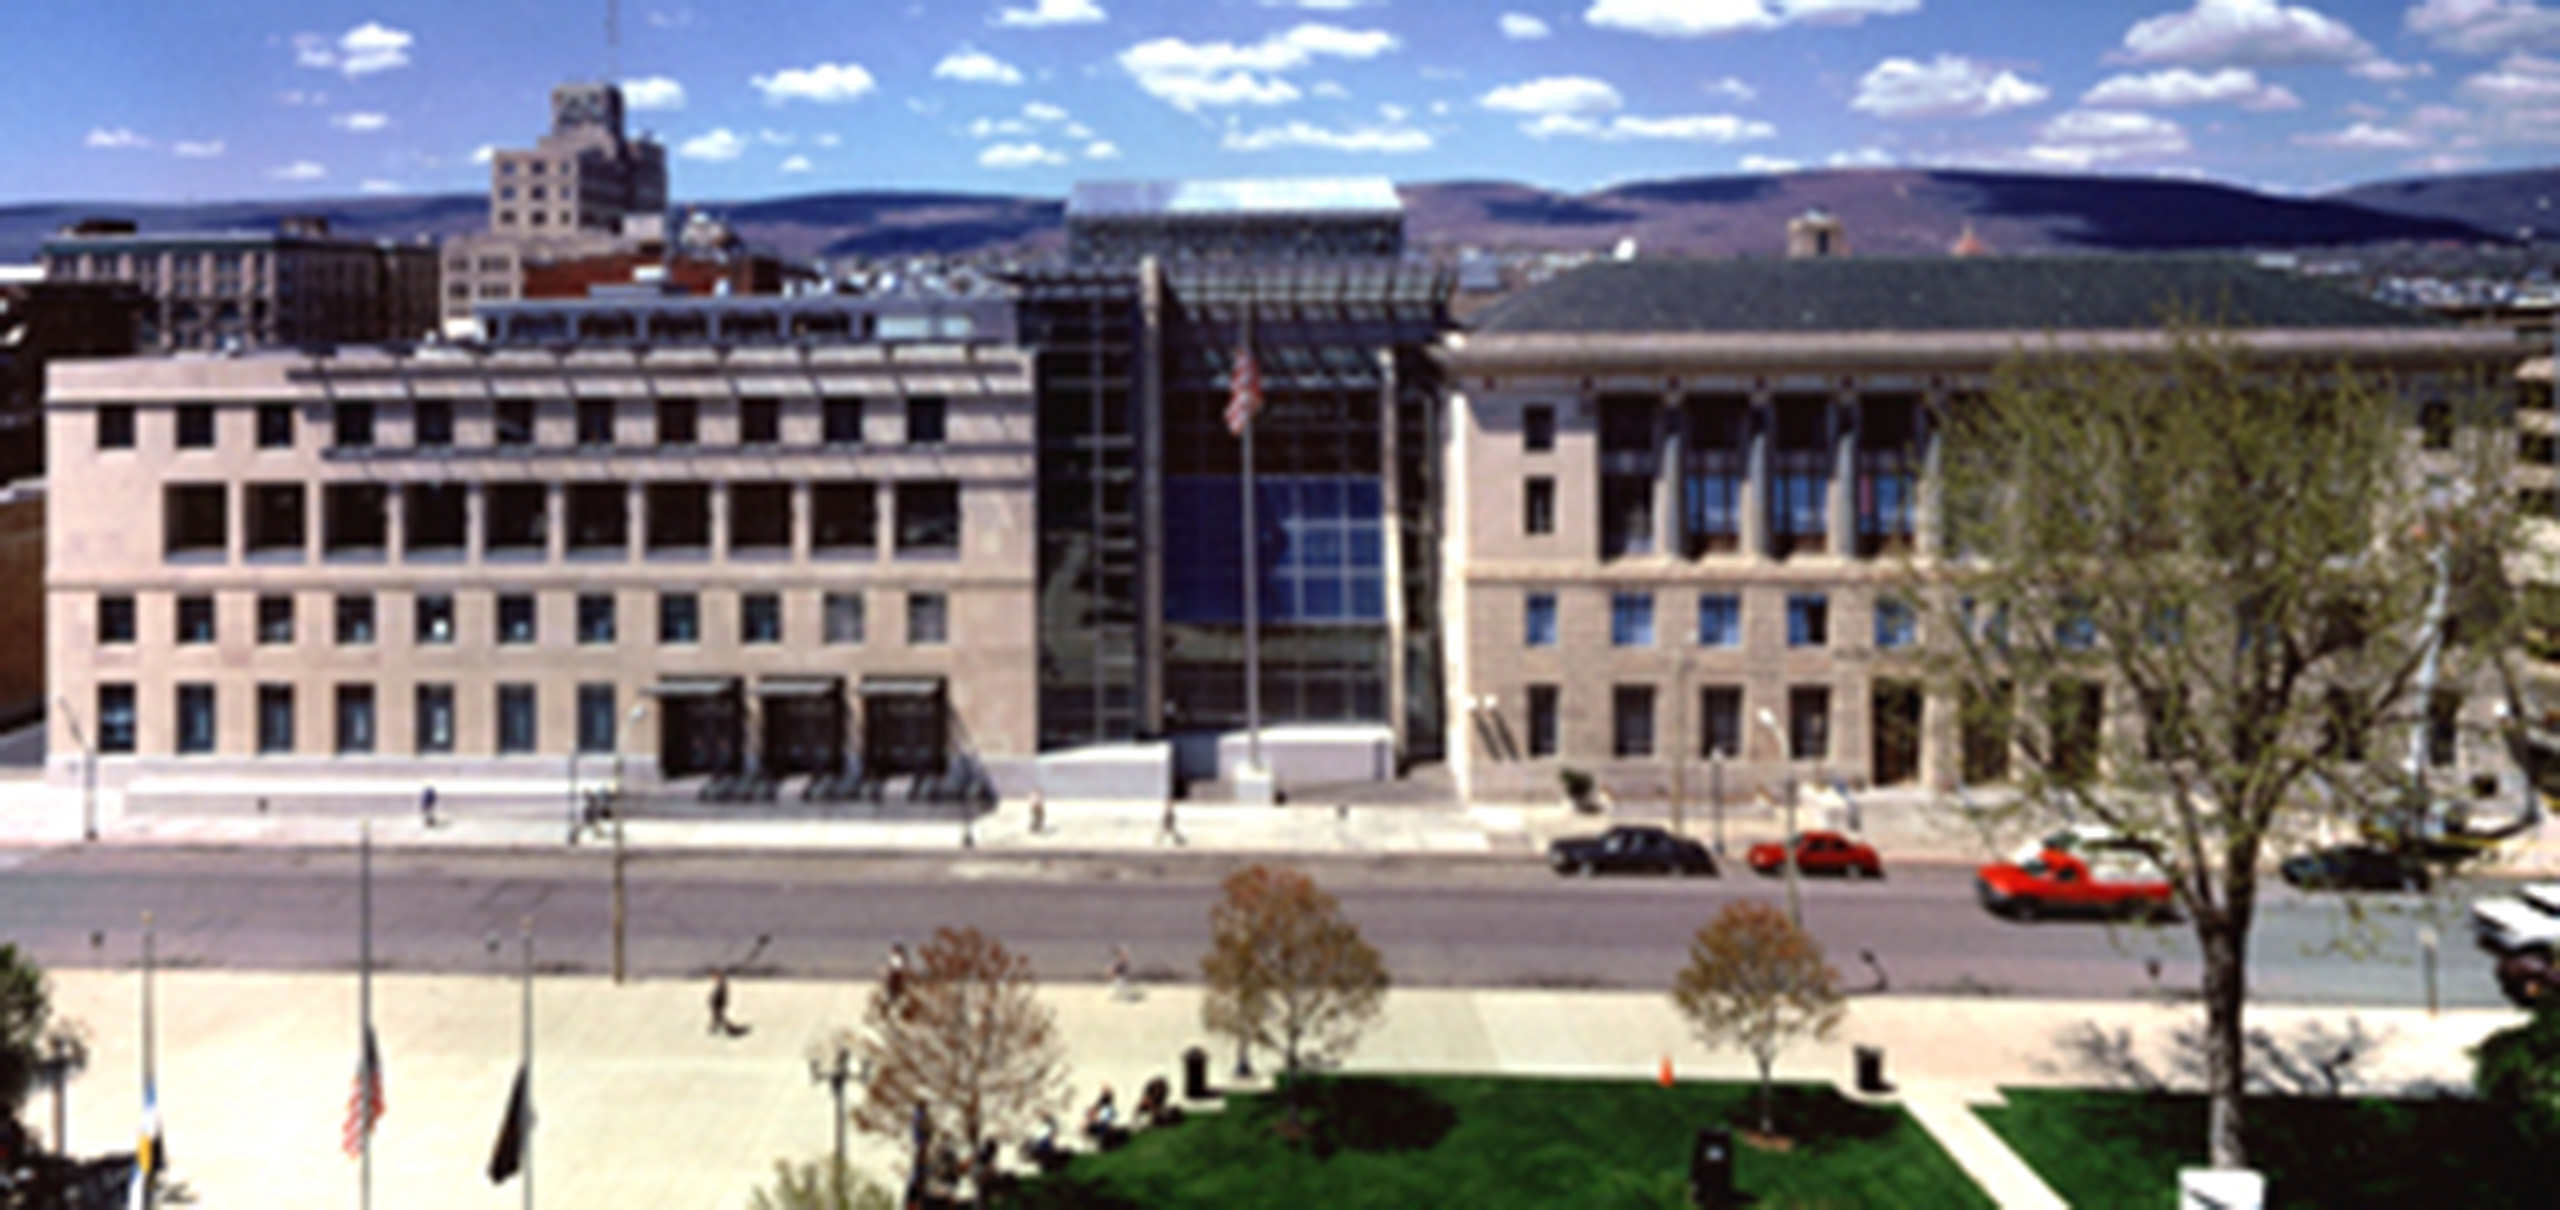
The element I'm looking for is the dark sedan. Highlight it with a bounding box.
[2498,949,2556,1008]
[1548,825,1717,877]
[2279,845,2431,894]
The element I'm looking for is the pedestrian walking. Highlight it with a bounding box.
[885,942,912,1006]
[708,970,733,1036]
[1028,788,1047,835]
[1109,944,1134,1001]
[1160,800,1184,847]
[419,784,439,829]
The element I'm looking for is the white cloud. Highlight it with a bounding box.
[936,49,1025,85]
[780,155,814,173]
[172,139,225,158]
[359,179,401,194]
[1739,153,1800,172]
[2025,109,2191,167]
[1852,55,2049,120]
[270,160,327,181]
[1479,75,1624,116]
[331,111,391,133]
[2409,0,2560,56]
[1119,23,1398,111]
[997,0,1105,27]
[814,132,843,147]
[1526,112,1776,141]
[622,76,687,110]
[1085,139,1123,159]
[2115,0,2372,67]
[1025,101,1070,122]
[980,141,1069,168]
[1583,0,1917,39]
[85,127,150,150]
[2404,151,2485,171]
[1500,12,1552,38]
[1828,146,1896,166]
[2348,57,2430,82]
[757,129,796,145]
[2459,50,2560,106]
[2082,67,2300,109]
[471,144,497,164]
[277,89,326,107]
[1220,119,1434,152]
[679,128,747,160]
[753,62,878,105]
[1704,76,1757,102]
[294,22,414,77]
[2293,120,2425,149]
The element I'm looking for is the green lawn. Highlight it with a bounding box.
[1008,1075,1992,1209]
[1978,1088,2539,1209]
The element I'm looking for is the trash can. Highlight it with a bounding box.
[1689,1127,1734,1208]
[1183,1046,1210,1100]
[1855,1045,1892,1094]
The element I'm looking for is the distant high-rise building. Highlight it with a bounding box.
[441,82,670,328]
[42,216,437,352]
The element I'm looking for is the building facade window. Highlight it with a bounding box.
[416,593,455,644]
[823,394,864,444]
[415,684,455,754]
[495,398,536,446]
[415,400,453,448]
[98,684,137,753]
[576,684,615,754]
[176,683,216,754]
[1610,592,1654,647]
[404,485,466,555]
[98,594,136,644]
[1613,685,1655,758]
[729,484,790,552]
[335,594,375,645]
[1789,685,1831,762]
[1522,403,1556,452]
[813,482,878,551]
[497,593,536,645]
[567,484,627,553]
[908,592,949,645]
[257,684,293,755]
[336,684,376,755]
[323,485,389,556]
[577,593,616,645]
[577,398,616,446]
[1874,597,1916,649]
[1525,592,1558,647]
[257,402,295,449]
[907,395,947,445]
[1528,684,1560,758]
[178,595,216,644]
[176,404,214,449]
[485,484,548,554]
[739,397,781,446]
[1683,395,1748,556]
[895,482,962,553]
[1771,396,1830,554]
[1599,395,1654,558]
[1787,594,1829,648]
[1697,594,1740,647]
[741,592,782,644]
[659,592,700,643]
[256,594,292,644]
[1700,686,1743,758]
[824,592,865,644]
[645,482,710,551]
[1524,477,1555,536]
[164,484,227,558]
[97,405,135,450]
[656,397,698,446]
[333,401,375,449]
[245,484,306,556]
[497,684,536,754]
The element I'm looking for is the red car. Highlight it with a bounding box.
[1976,848,2176,922]
[1747,831,1884,879]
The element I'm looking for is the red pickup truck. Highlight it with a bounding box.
[1976,847,2175,922]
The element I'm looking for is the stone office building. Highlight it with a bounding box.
[1439,255,2523,803]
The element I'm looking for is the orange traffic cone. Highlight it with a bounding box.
[1658,1055,1675,1087]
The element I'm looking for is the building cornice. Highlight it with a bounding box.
[1437,327,2530,378]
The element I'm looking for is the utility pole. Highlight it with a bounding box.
[56,696,95,842]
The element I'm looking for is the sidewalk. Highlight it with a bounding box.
[29,968,2514,1210]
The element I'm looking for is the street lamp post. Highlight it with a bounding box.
[54,696,95,842]
[1755,708,1803,929]
[1671,653,1690,839]
[808,1036,860,1179]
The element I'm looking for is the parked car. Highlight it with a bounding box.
[2496,948,2556,1008]
[2279,845,2431,893]
[2471,882,2560,954]
[1976,847,2175,922]
[1747,830,1884,879]
[1547,825,1717,877]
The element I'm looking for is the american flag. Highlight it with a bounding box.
[1223,343,1262,437]
[343,1026,383,1157]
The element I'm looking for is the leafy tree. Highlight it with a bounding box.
[1670,901,1844,1136]
[747,1156,896,1210]
[1201,865,1390,1113]
[2,943,56,1126]
[1913,325,2518,1169]
[849,926,1067,1206]
[2474,1002,2560,1149]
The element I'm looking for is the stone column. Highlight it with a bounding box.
[1831,397,1858,558]
[1659,391,1686,560]
[1742,398,1769,558]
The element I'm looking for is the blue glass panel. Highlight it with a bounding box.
[1349,526,1383,564]
[1351,576,1385,620]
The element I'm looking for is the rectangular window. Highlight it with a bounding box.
[1699,686,1742,758]
[908,591,949,646]
[657,397,698,446]
[257,685,294,755]
[741,592,782,644]
[577,593,616,645]
[2048,680,2103,783]
[176,683,216,755]
[1856,396,1919,557]
[1525,592,1558,647]
[416,593,454,644]
[659,592,700,643]
[1771,396,1831,555]
[1524,477,1555,536]
[176,404,214,449]
[335,685,375,755]
[164,484,228,557]
[245,484,307,556]
[1522,403,1556,452]
[813,482,878,551]
[98,684,136,754]
[645,482,710,550]
[895,481,962,553]
[1696,594,1740,647]
[415,684,455,754]
[729,483,791,552]
[178,595,216,644]
[567,484,627,553]
[1613,685,1656,758]
[495,398,537,446]
[823,394,865,444]
[1610,592,1654,647]
[415,399,453,448]
[1789,685,1831,762]
[577,398,616,446]
[1683,395,1748,557]
[1600,476,1654,557]
[497,684,536,754]
[2056,596,2097,651]
[334,594,376,645]
[577,684,615,754]
[257,402,294,449]
[1787,594,1829,648]
[333,401,375,449]
[97,405,135,450]
[98,594,136,644]
[323,484,389,556]
[1874,597,1916,649]
[484,484,549,554]
[1528,684,1560,758]
[403,484,466,555]
[739,397,781,446]
[907,395,947,445]
[823,592,865,644]
[256,594,293,644]
[497,593,536,645]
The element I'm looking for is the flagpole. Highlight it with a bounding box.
[520,916,534,1210]
[138,909,154,1210]
[360,820,373,1210]
[1242,304,1262,778]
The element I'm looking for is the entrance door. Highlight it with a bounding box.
[862,680,948,778]
[661,685,744,778]
[762,687,845,775]
[1871,681,1922,786]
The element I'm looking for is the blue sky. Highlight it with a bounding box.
[7,0,2557,205]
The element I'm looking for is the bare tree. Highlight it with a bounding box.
[1671,901,1845,1137]
[1200,865,1390,1108]
[850,926,1068,1205]
[748,1157,896,1210]
[1911,324,2519,1169]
